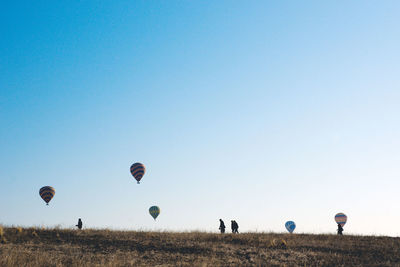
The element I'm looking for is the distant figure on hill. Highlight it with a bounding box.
[219,219,226,234]
[231,220,239,233]
[76,218,83,230]
[337,223,343,235]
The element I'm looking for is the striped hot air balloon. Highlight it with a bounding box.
[149,206,160,220]
[335,213,347,227]
[130,163,145,184]
[39,186,55,205]
[285,221,296,233]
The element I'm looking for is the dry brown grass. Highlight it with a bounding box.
[0,227,400,266]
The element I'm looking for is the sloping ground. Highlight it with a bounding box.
[1,227,400,266]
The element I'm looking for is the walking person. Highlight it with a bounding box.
[219,219,226,234]
[233,220,239,233]
[231,220,239,233]
[76,218,83,230]
[337,223,343,235]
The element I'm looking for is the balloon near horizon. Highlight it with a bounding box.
[130,162,146,184]
[149,206,160,220]
[335,213,347,227]
[285,221,296,233]
[39,186,55,205]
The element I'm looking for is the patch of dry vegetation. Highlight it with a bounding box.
[0,226,400,266]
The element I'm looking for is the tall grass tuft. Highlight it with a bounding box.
[0,227,6,244]
[31,230,38,237]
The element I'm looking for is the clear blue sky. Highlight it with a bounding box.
[1,1,400,236]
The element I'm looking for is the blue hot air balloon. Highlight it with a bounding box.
[285,221,296,233]
[149,206,160,220]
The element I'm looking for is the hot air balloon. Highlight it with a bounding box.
[149,206,160,220]
[285,221,296,233]
[130,163,145,184]
[39,186,55,205]
[335,213,347,227]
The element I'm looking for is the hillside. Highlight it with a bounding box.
[1,226,400,266]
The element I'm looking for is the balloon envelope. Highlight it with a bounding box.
[285,221,296,233]
[130,163,145,184]
[335,213,347,227]
[39,186,55,205]
[149,206,160,220]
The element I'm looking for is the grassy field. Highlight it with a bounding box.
[1,226,400,266]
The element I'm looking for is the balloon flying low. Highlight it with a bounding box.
[130,162,145,184]
[39,186,55,205]
[335,213,347,227]
[285,221,296,233]
[149,206,160,220]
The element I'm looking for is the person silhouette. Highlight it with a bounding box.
[337,223,343,235]
[76,218,83,230]
[219,219,226,234]
[231,220,239,233]
[234,220,239,233]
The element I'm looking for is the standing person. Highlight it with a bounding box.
[231,220,239,233]
[337,223,343,235]
[219,219,226,234]
[76,218,83,230]
[233,221,239,234]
